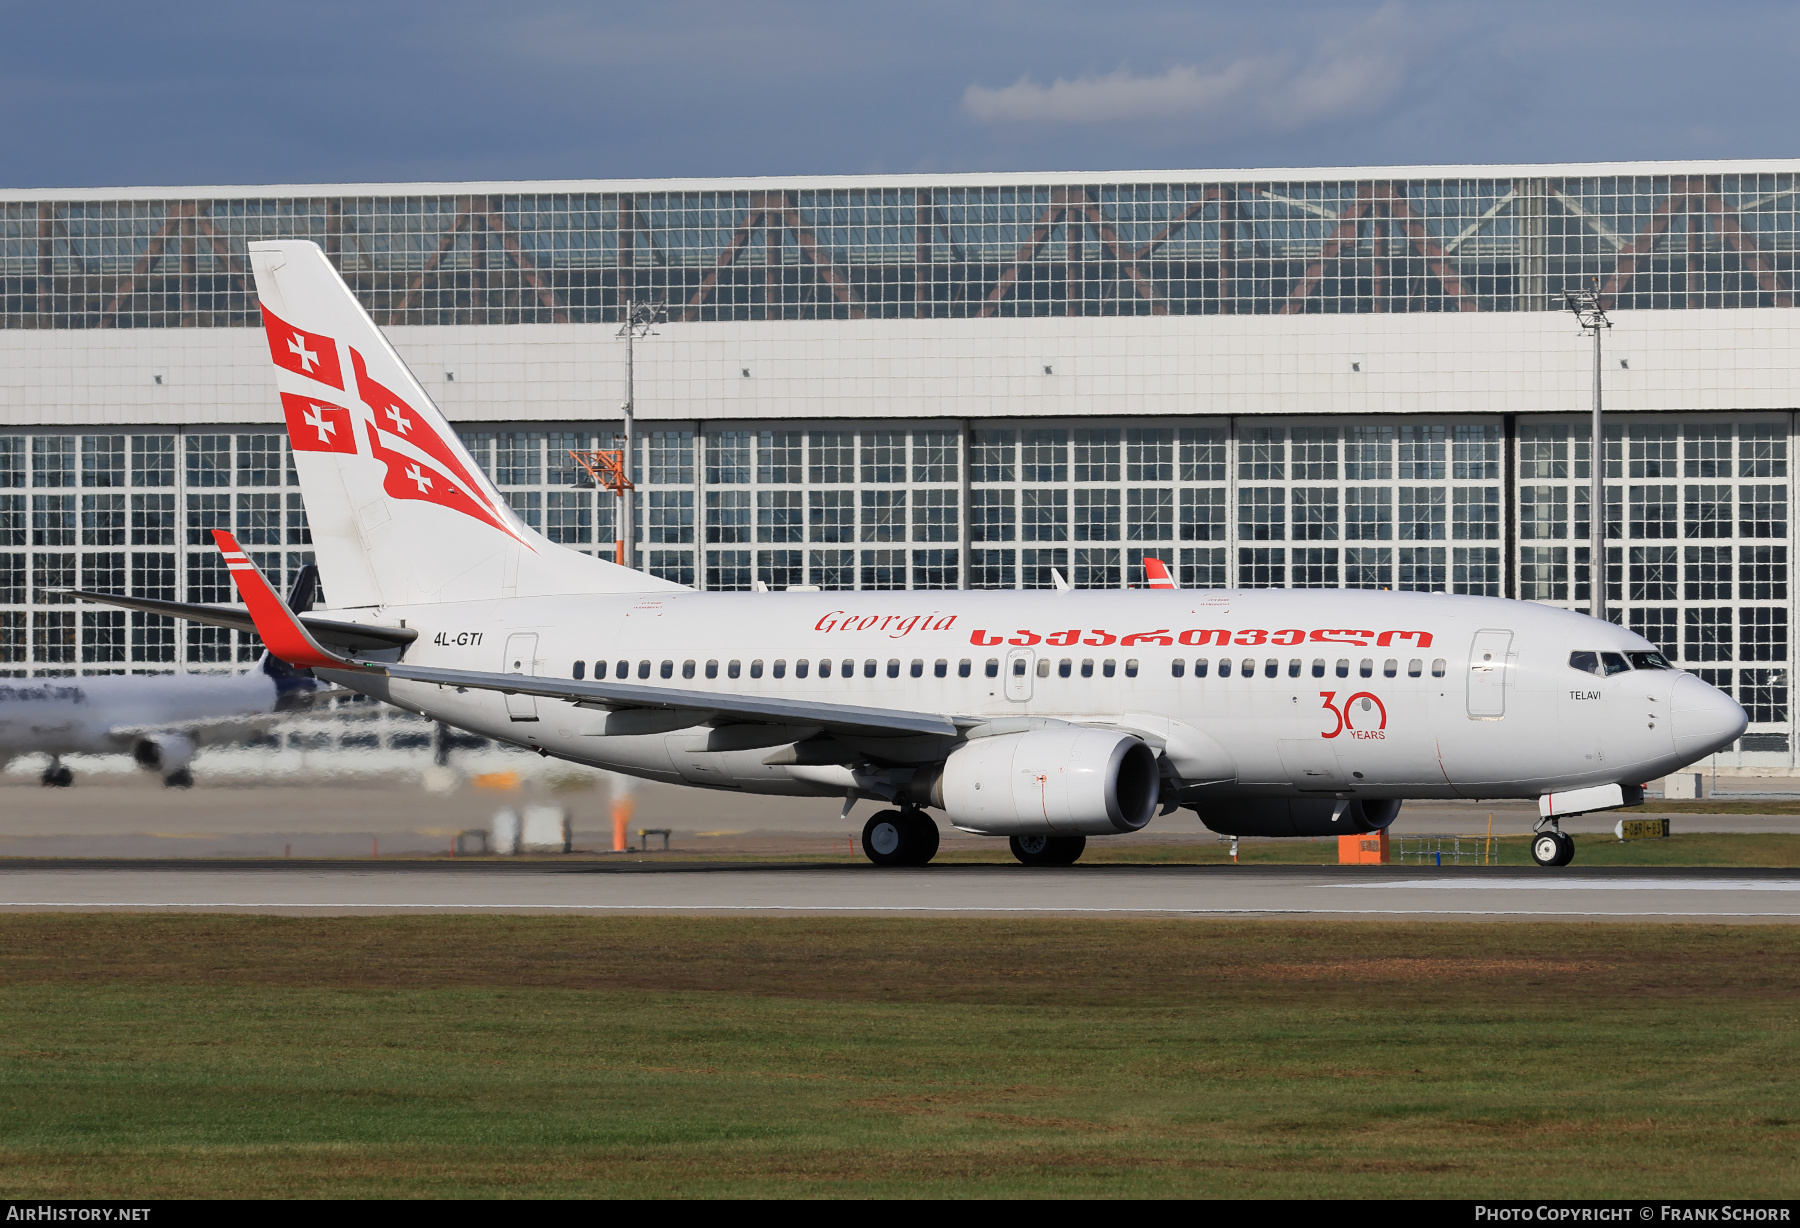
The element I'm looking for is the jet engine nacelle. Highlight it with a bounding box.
[131,733,196,774]
[932,727,1160,836]
[1194,797,1402,838]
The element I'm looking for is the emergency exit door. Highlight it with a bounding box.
[1004,648,1035,702]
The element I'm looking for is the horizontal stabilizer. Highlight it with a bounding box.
[63,590,416,653]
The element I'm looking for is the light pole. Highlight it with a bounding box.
[1564,286,1611,621]
[617,301,665,571]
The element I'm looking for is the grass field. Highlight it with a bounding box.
[0,916,1796,1198]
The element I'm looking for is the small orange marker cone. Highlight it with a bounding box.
[612,796,634,853]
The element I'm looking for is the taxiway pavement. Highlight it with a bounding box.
[1,861,1796,921]
[4,775,1798,860]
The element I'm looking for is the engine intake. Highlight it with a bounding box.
[932,727,1160,836]
[1194,797,1401,838]
[131,732,197,775]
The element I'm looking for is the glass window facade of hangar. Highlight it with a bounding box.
[1515,417,1792,745]
[5,174,1799,327]
[0,431,312,672]
[446,416,1793,753]
[4,415,1794,756]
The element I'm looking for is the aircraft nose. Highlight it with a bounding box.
[1671,672,1748,760]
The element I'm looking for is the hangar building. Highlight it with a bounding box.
[3,160,1797,768]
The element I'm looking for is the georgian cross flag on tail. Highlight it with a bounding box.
[260,304,344,391]
[350,348,533,548]
[278,393,358,455]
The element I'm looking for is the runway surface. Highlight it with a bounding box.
[2,861,1797,920]
[5,775,1799,860]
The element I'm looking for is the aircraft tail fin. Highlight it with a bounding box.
[246,240,676,608]
[286,562,320,615]
[1143,557,1177,589]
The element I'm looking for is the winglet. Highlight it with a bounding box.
[1143,557,1177,589]
[213,530,372,672]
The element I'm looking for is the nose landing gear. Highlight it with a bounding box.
[40,758,73,788]
[861,808,940,867]
[1531,824,1576,867]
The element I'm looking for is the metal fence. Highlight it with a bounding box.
[1392,833,1499,865]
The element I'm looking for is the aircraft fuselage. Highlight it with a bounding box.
[341,586,1741,812]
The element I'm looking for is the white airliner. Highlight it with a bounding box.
[15,569,327,787]
[78,241,1747,868]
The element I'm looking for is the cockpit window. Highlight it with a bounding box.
[1628,651,1673,671]
[1569,650,1600,675]
[1600,652,1631,676]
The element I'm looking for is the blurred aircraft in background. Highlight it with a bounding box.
[5,567,329,787]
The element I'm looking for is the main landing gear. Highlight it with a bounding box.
[1010,834,1086,867]
[862,809,940,867]
[1531,824,1576,867]
[40,758,73,788]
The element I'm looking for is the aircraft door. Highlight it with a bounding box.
[1466,629,1514,720]
[503,632,540,722]
[1004,648,1035,702]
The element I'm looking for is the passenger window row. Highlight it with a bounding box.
[566,654,1451,686]
[1028,658,1135,678]
[1569,649,1673,676]
[568,656,1155,682]
[1173,656,1448,680]
[573,657,982,682]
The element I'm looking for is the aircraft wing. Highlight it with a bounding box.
[64,590,417,653]
[208,531,961,741]
[103,710,291,748]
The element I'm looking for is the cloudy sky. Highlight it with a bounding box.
[3,0,1794,188]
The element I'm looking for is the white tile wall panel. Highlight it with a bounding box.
[4,310,1800,430]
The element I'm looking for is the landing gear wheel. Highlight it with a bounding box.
[40,764,73,788]
[909,812,940,865]
[163,768,194,789]
[862,810,919,867]
[1531,830,1575,867]
[1009,834,1087,867]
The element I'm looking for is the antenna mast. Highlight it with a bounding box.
[566,301,663,569]
[1564,285,1612,621]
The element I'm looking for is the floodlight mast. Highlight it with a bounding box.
[1565,286,1612,622]
[616,301,666,571]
